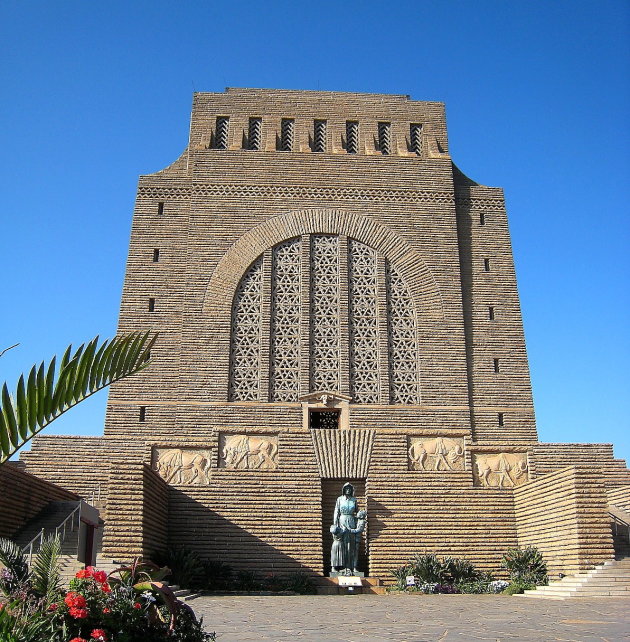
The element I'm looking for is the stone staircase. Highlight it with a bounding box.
[519,557,630,599]
[14,501,80,552]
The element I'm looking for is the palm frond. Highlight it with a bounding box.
[30,535,62,603]
[0,537,29,587]
[0,331,157,463]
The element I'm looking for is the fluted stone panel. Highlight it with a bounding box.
[311,429,375,478]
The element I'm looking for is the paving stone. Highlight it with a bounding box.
[191,594,630,641]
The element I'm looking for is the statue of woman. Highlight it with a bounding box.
[332,482,361,574]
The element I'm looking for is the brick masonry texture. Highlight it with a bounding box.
[21,89,630,578]
[0,464,78,539]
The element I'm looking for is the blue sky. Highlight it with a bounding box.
[1,1,628,463]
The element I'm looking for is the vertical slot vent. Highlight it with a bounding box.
[313,119,326,152]
[410,123,422,155]
[280,118,294,151]
[247,117,262,150]
[346,121,359,154]
[214,116,229,149]
[378,122,391,155]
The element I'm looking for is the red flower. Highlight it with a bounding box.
[91,630,108,641]
[93,570,107,584]
[69,606,89,619]
[102,607,111,614]
[69,638,87,642]
[48,602,58,611]
[133,602,142,609]
[100,582,111,593]
[85,566,96,575]
[75,569,90,579]
[65,592,87,609]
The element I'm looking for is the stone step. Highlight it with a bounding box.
[519,557,630,599]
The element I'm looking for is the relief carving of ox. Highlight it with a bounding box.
[475,453,528,487]
[156,449,212,485]
[221,435,278,470]
[408,437,464,471]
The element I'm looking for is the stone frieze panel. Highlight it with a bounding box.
[153,448,213,485]
[472,452,529,488]
[408,436,465,471]
[219,434,278,470]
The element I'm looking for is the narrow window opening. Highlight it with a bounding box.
[484,258,490,271]
[247,117,262,150]
[410,123,423,155]
[139,406,146,422]
[152,248,160,262]
[493,358,500,373]
[148,297,155,312]
[280,118,294,151]
[498,412,504,427]
[480,212,486,226]
[489,306,495,320]
[378,122,391,155]
[313,119,326,152]
[346,121,359,154]
[309,409,340,429]
[214,116,229,149]
[157,202,164,216]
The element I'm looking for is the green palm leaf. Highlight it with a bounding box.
[30,535,63,604]
[0,331,157,463]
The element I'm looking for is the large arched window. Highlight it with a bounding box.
[229,234,420,404]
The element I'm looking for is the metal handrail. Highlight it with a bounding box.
[609,511,630,545]
[23,502,82,564]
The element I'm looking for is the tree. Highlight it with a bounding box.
[0,332,157,464]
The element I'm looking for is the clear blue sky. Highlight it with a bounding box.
[1,1,628,463]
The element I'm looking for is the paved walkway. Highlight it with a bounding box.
[190,593,630,641]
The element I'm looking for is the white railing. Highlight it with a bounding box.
[23,502,82,564]
[88,485,101,505]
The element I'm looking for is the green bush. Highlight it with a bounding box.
[502,580,536,595]
[201,559,233,591]
[409,553,446,583]
[389,564,415,591]
[279,571,317,595]
[390,554,486,591]
[443,556,481,584]
[153,547,203,589]
[501,547,548,586]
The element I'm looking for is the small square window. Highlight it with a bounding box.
[309,410,340,429]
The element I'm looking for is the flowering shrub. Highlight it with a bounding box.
[488,580,509,593]
[0,548,215,642]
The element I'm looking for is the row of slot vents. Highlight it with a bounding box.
[210,117,424,154]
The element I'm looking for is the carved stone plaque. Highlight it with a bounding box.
[153,448,213,485]
[408,437,465,471]
[472,452,529,488]
[219,434,278,470]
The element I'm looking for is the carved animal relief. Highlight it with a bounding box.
[408,437,465,471]
[219,434,278,470]
[153,448,213,485]
[472,453,529,488]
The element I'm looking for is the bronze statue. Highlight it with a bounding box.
[331,482,366,575]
